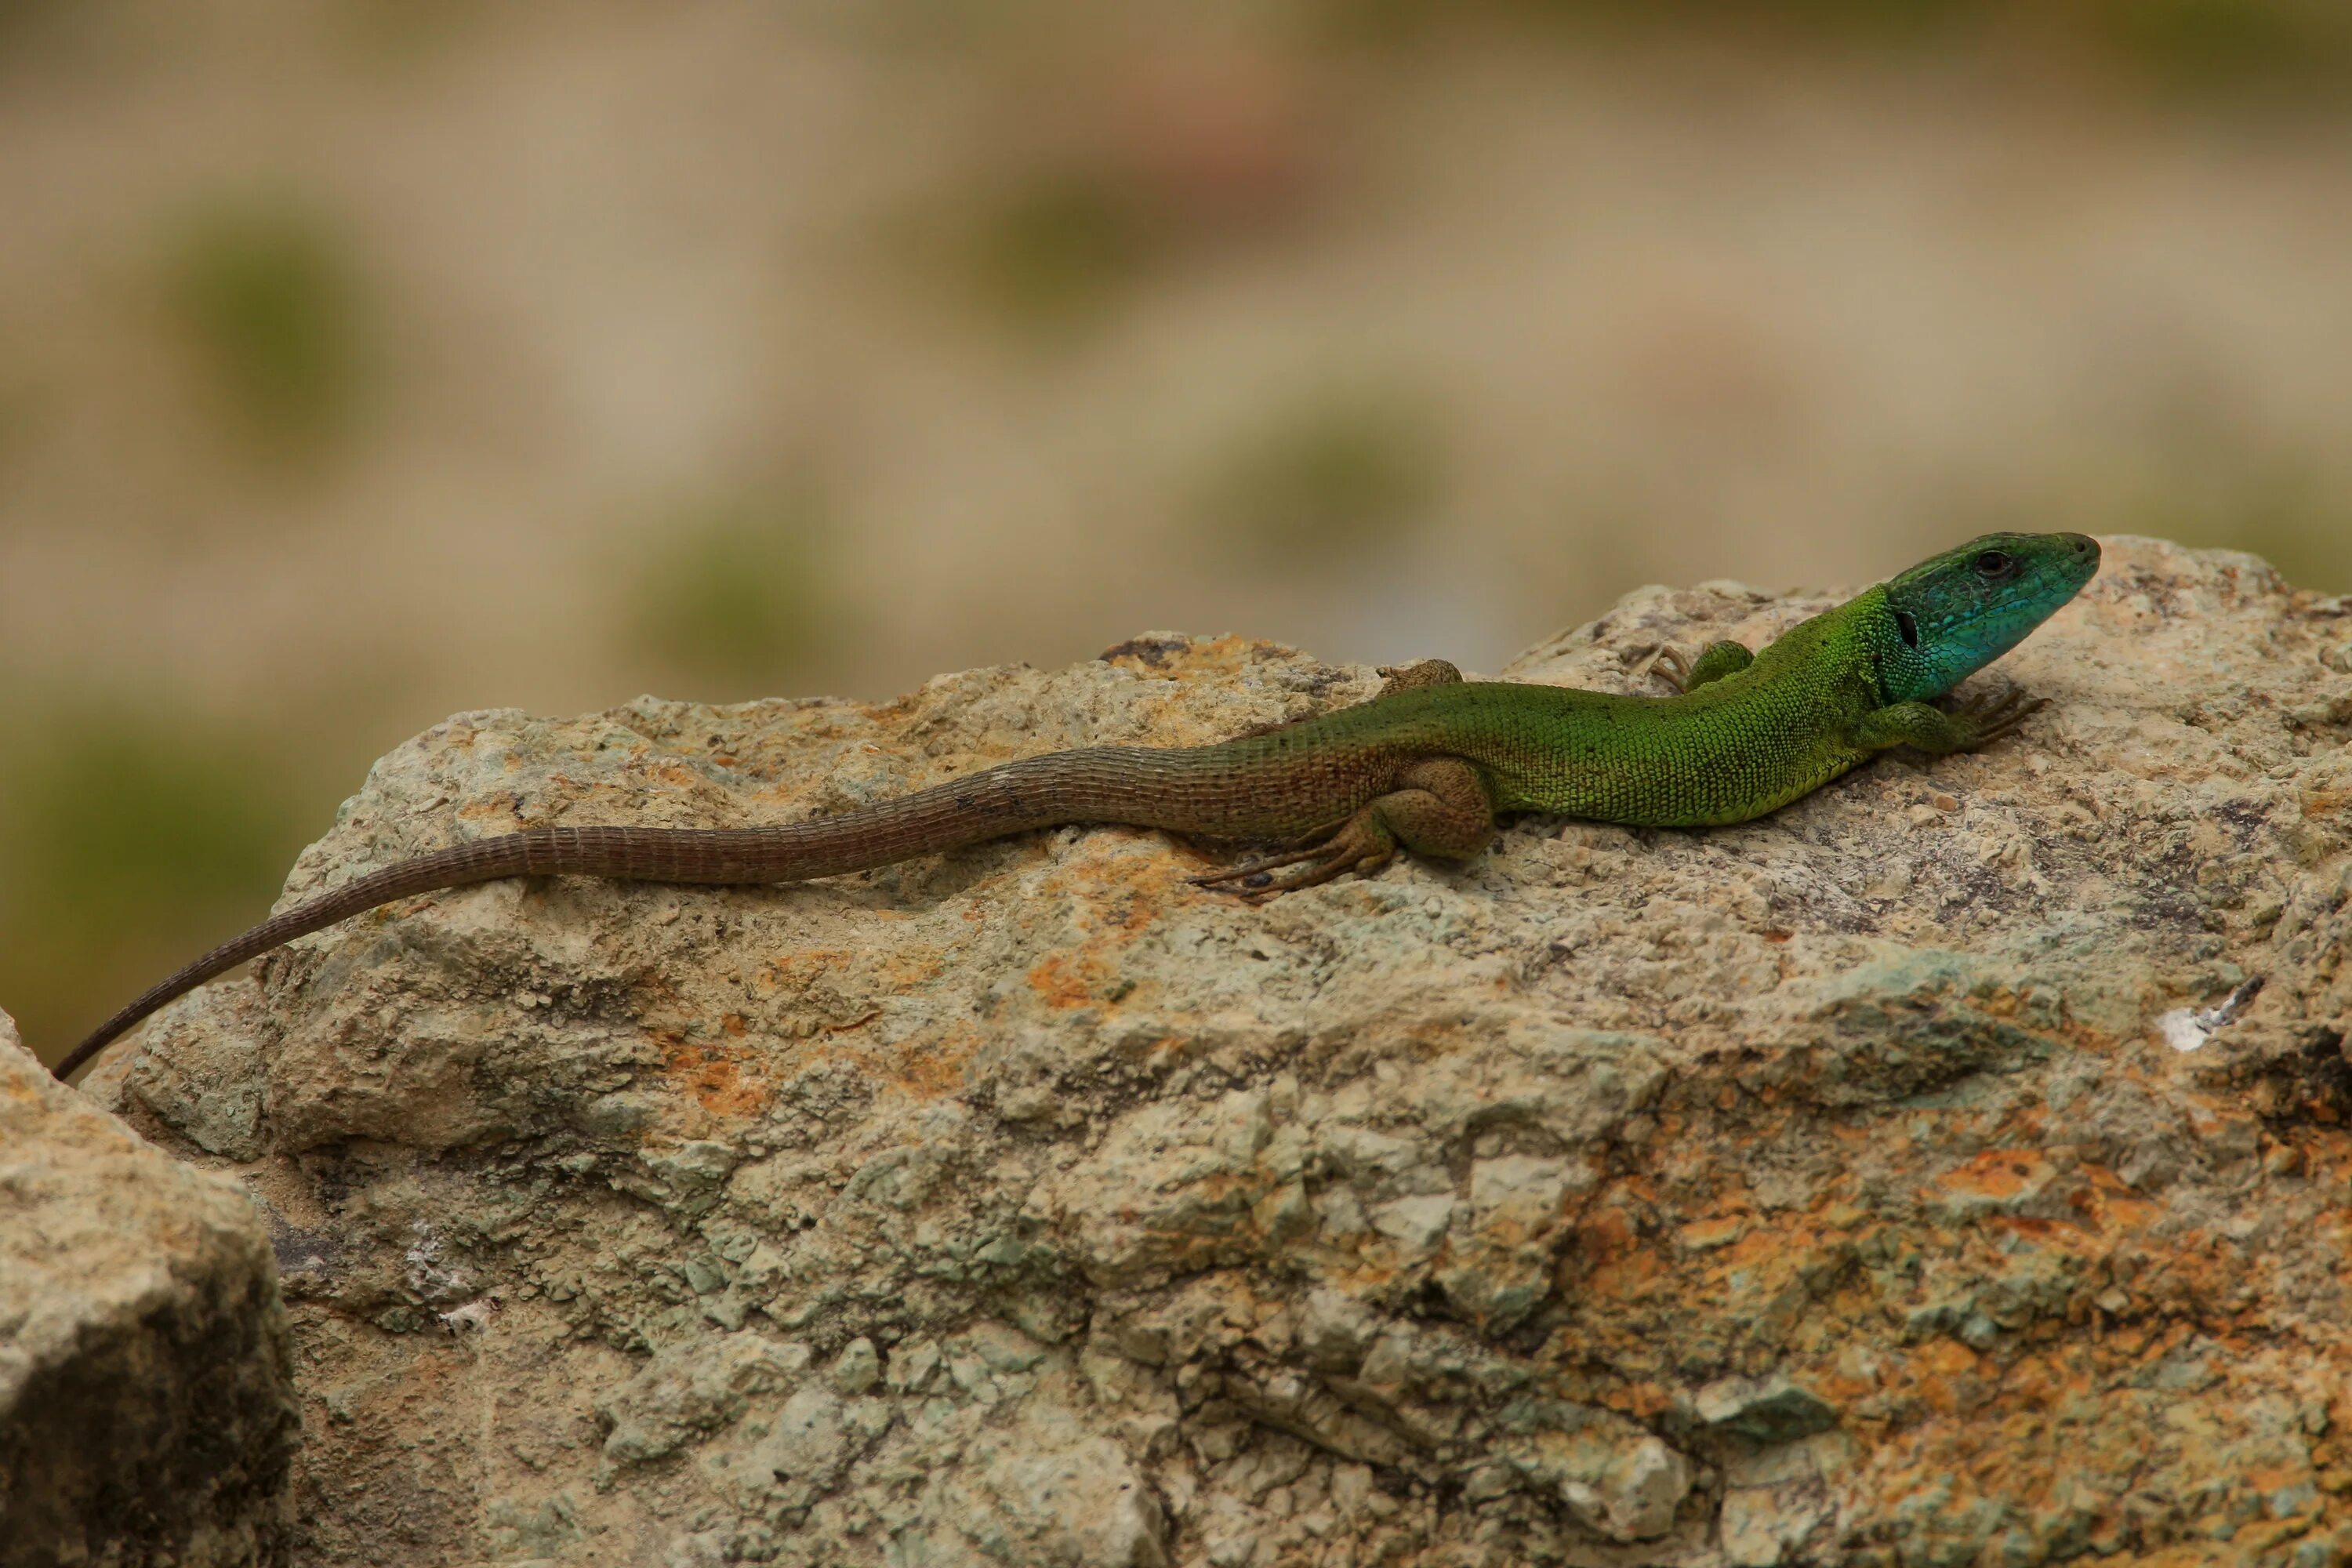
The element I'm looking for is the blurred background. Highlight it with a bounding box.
[5,1,2350,1065]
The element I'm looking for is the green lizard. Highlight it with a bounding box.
[53,531,2099,1081]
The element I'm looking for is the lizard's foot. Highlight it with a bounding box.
[1946,681,2049,746]
[1189,815,1397,898]
[1189,757,1494,899]
[1645,644,1693,692]
[1854,681,2053,755]
[1229,658,1464,743]
[1643,639,1754,694]
[1375,659,1464,698]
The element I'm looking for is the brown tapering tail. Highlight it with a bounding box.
[51,740,1372,1082]
[54,833,552,1082]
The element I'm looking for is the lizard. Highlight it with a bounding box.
[52,530,2100,1082]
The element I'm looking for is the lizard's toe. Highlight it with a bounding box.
[1976,692,2049,742]
[1254,843,1392,897]
[1188,841,1329,889]
[1640,644,1692,694]
[1945,682,2047,746]
[1194,814,1398,898]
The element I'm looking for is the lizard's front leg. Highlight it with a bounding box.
[1191,757,1495,896]
[1853,683,2049,754]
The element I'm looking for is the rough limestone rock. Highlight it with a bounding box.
[95,536,2352,1566]
[0,1006,296,1566]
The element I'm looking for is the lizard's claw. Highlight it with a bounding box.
[1189,817,1398,899]
[1188,840,1331,890]
[1645,645,1694,694]
[1639,638,1754,694]
[1948,681,2049,746]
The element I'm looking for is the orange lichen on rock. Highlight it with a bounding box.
[657,1035,775,1121]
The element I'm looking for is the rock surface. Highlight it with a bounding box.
[0,1006,296,1566]
[93,536,2352,1566]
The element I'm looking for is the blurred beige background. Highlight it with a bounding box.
[5,0,2350,1063]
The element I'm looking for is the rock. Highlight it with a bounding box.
[1720,1484,1813,1566]
[826,1335,882,1395]
[946,1405,1171,1567]
[1489,1396,1695,1542]
[1438,1152,1584,1328]
[595,1331,810,1466]
[88,539,2352,1564]
[731,1385,851,1509]
[0,1005,296,1566]
[1694,1374,1840,1444]
[1565,1436,1693,1543]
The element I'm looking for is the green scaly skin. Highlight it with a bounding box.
[53,532,2098,1081]
[1161,529,2099,883]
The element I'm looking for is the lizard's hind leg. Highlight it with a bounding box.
[1374,659,1464,696]
[1191,757,1495,897]
[1649,640,1753,693]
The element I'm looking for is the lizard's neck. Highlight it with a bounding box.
[1744,590,1893,702]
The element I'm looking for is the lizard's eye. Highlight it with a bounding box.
[1973,550,2014,579]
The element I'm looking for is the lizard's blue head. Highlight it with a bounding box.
[1874,532,2100,703]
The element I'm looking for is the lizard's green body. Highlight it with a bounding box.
[53,532,2099,1080]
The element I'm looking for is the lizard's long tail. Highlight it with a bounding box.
[52,742,1367,1082]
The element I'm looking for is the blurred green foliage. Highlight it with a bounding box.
[1305,0,2352,91]
[342,0,488,63]
[0,0,67,55]
[1204,389,1444,563]
[163,197,369,459]
[0,702,316,1062]
[2091,0,2351,94]
[1301,0,1968,50]
[624,490,843,697]
[2111,451,2347,593]
[964,169,1157,335]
